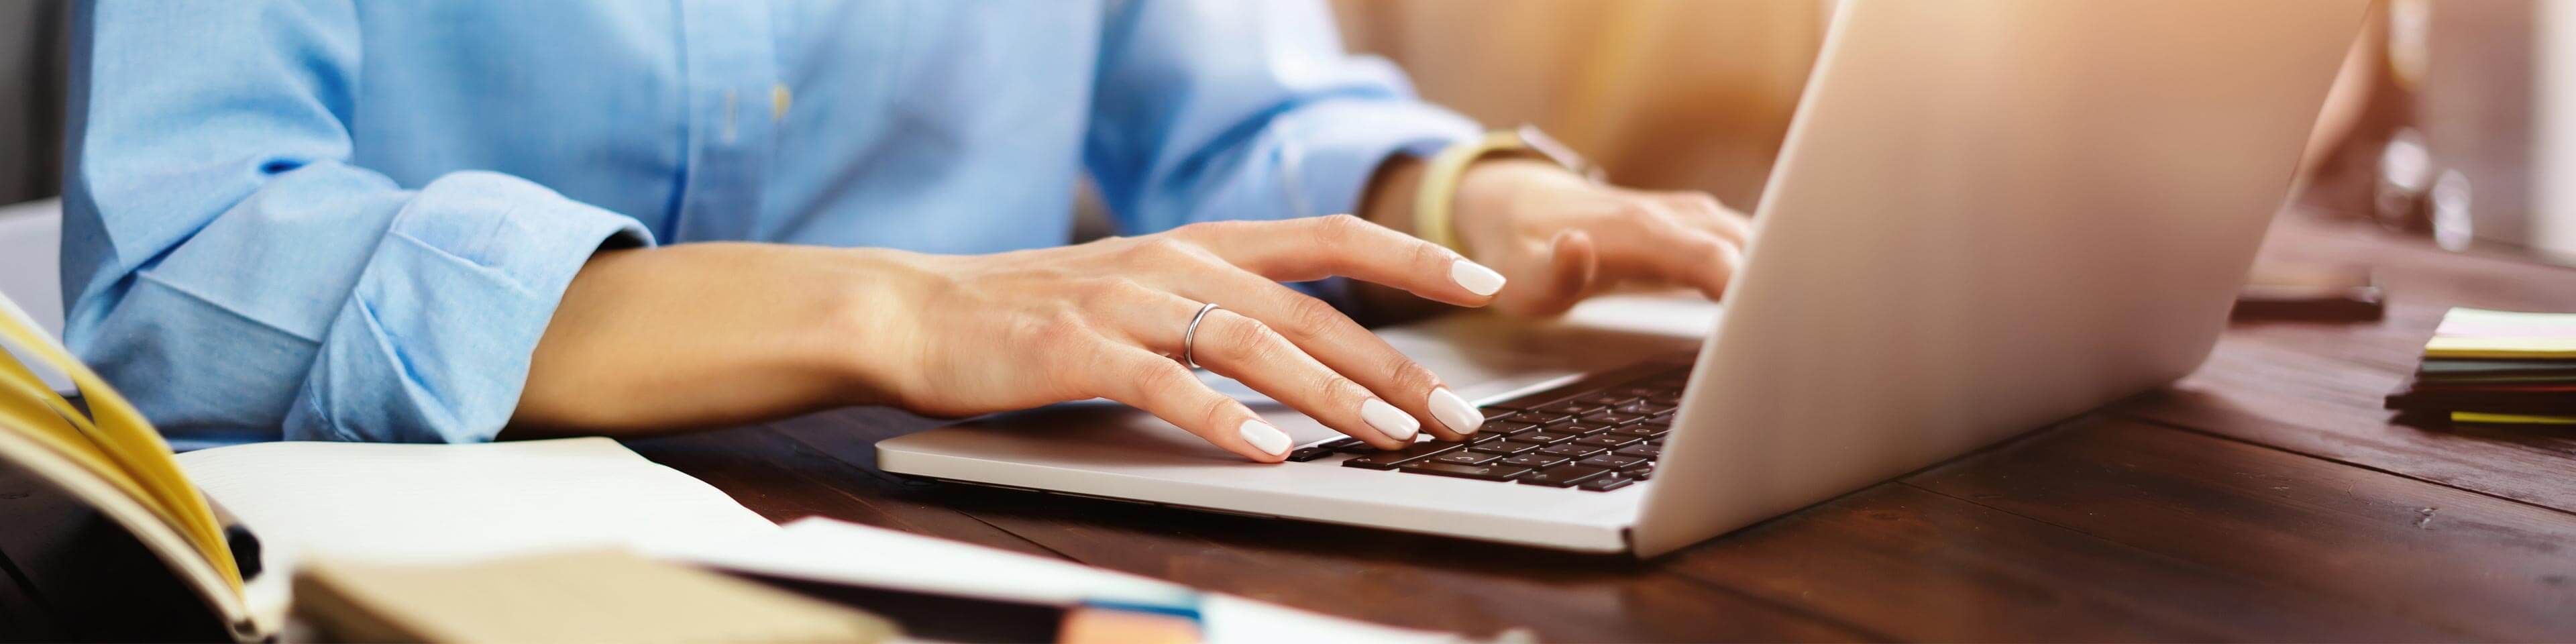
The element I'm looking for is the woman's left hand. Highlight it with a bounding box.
[1446,158,1755,317]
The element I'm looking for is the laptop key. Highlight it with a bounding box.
[1339,441,1462,470]
[1518,431,1578,445]
[1627,464,1654,480]
[1608,425,1666,438]
[1500,453,1570,469]
[1580,411,1653,425]
[1499,411,1573,426]
[1333,441,1384,454]
[1578,472,1638,492]
[1529,401,1605,416]
[1559,422,1618,435]
[1286,447,1335,462]
[1615,443,1662,458]
[1615,401,1675,415]
[1578,454,1646,470]
[1574,394,1642,407]
[1539,443,1607,459]
[1431,451,1503,466]
[1468,440,1544,456]
[1399,462,1536,482]
[1481,421,1540,436]
[1572,434,1642,449]
[1517,464,1610,487]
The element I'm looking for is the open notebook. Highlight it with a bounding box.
[0,294,260,638]
[0,294,777,641]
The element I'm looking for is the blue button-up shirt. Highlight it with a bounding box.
[60,1,1479,447]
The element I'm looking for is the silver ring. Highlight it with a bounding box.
[1181,302,1222,370]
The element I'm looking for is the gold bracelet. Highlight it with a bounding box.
[1412,125,1603,255]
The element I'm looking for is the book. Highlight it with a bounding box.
[0,292,255,639]
[292,549,898,643]
[2386,308,2576,427]
[2421,309,2576,359]
[0,293,778,641]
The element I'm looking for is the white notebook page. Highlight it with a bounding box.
[175,437,776,573]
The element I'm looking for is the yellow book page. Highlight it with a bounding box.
[0,316,241,591]
[2421,335,2576,360]
[2452,412,2576,425]
[0,352,164,511]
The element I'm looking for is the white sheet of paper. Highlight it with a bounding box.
[676,517,1472,644]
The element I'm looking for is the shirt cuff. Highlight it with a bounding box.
[1274,97,1482,221]
[282,171,653,443]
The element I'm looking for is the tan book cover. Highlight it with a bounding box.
[292,549,898,643]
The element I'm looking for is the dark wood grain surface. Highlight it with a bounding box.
[624,214,2576,642]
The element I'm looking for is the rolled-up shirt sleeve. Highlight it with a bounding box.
[1082,0,1483,235]
[62,1,649,443]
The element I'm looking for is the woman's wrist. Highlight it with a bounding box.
[1449,158,1582,264]
[808,247,942,410]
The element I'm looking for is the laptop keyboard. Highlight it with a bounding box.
[1285,360,1693,492]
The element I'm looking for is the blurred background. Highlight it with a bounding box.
[2,0,2571,331]
[0,0,64,339]
[1332,0,2576,273]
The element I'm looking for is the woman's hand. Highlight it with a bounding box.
[1445,158,1754,317]
[515,216,1503,462]
[856,215,1505,462]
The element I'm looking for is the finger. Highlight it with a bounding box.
[1169,214,1505,307]
[1657,192,1754,247]
[1095,282,1423,448]
[1652,193,1755,299]
[1087,342,1296,463]
[1157,271,1479,442]
[1502,229,1600,317]
[1591,205,1743,301]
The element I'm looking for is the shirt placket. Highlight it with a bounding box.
[673,0,782,242]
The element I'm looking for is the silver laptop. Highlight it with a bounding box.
[879,0,2368,556]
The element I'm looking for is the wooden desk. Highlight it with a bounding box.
[627,216,2576,641]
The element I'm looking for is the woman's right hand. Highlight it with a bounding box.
[851,215,1507,462]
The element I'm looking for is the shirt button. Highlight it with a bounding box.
[771,83,791,122]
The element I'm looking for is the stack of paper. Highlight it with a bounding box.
[2385,308,2576,426]
[674,517,1472,644]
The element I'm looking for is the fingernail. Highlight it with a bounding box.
[1360,398,1420,441]
[1449,258,1507,297]
[1428,388,1482,435]
[1238,420,1291,457]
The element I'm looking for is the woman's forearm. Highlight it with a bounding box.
[505,242,914,437]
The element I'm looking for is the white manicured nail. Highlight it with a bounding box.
[1360,398,1420,441]
[1428,388,1482,435]
[1449,258,1507,297]
[1238,420,1291,456]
